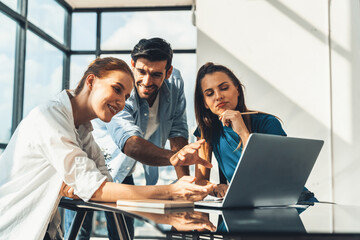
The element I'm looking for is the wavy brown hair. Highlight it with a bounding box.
[194,62,253,153]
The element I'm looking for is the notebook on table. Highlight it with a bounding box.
[195,133,324,208]
[116,199,194,209]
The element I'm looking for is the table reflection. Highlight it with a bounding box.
[219,207,305,233]
[60,199,360,239]
[129,210,216,232]
[117,205,308,234]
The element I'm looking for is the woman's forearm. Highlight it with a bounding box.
[195,142,211,185]
[91,181,171,202]
[91,176,215,202]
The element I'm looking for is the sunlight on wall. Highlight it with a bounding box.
[331,0,354,143]
[196,0,332,130]
[195,0,334,201]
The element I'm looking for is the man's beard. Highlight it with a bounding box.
[138,84,159,98]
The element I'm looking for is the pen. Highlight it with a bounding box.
[240,111,259,115]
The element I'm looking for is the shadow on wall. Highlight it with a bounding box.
[266,0,351,61]
[197,29,332,201]
[265,1,360,201]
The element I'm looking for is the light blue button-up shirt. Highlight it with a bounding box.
[91,68,188,185]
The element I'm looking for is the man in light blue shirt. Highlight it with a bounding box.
[92,38,191,185]
[92,65,188,185]
[65,38,210,240]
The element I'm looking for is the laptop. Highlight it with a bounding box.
[195,133,324,208]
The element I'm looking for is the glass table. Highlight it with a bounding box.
[59,198,360,240]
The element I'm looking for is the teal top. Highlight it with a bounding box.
[194,113,317,202]
[211,114,286,182]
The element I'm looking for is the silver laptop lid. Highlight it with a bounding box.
[222,133,324,208]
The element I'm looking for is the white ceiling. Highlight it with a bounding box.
[64,0,194,9]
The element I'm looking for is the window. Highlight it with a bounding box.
[1,0,18,13]
[99,54,132,66]
[101,11,196,50]
[72,13,97,50]
[70,55,96,89]
[28,0,66,43]
[0,13,16,144]
[0,0,69,151]
[172,53,197,138]
[23,31,63,117]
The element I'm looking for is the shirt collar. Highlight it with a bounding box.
[57,90,93,132]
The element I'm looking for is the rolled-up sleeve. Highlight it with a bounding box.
[168,70,189,139]
[35,105,108,202]
[105,104,143,153]
[83,128,113,182]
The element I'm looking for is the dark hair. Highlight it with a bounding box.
[74,57,134,95]
[194,62,252,152]
[131,38,173,71]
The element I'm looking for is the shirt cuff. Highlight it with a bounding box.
[72,157,108,202]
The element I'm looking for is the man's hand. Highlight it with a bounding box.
[60,182,79,199]
[169,139,212,168]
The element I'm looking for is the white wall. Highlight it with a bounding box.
[330,0,360,205]
[196,0,360,205]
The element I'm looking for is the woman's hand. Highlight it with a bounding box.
[169,176,216,201]
[60,182,79,199]
[219,110,250,143]
[211,184,228,198]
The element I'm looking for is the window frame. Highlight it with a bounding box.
[0,0,71,150]
[0,0,195,153]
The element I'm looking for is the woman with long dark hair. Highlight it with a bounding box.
[194,62,316,201]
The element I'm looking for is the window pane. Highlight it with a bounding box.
[72,13,96,50]
[23,31,63,117]
[100,54,132,67]
[172,53,197,140]
[1,0,18,13]
[70,55,96,90]
[101,11,196,50]
[28,0,65,43]
[0,13,16,143]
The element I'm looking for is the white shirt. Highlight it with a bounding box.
[144,93,160,140]
[0,90,112,240]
